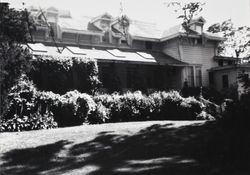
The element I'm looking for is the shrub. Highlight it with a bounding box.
[149,91,204,120]
[1,75,58,132]
[87,102,110,124]
[51,90,96,127]
[181,87,224,104]
[0,111,57,132]
[29,55,101,94]
[93,91,206,122]
[4,74,37,120]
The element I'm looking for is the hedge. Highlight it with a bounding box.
[29,55,101,94]
[1,76,218,132]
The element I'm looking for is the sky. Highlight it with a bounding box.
[4,0,250,30]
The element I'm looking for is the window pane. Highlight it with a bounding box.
[222,75,229,88]
[195,66,202,87]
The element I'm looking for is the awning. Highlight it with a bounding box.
[27,43,188,66]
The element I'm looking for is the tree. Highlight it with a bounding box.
[0,3,34,116]
[166,2,205,29]
[208,19,250,58]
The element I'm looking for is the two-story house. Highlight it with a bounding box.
[27,6,226,93]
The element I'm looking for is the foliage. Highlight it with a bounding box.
[38,90,96,127]
[166,2,205,28]
[220,71,250,162]
[207,19,250,58]
[0,3,35,42]
[0,3,34,116]
[93,91,210,123]
[150,91,205,120]
[238,70,250,94]
[181,86,230,104]
[0,111,57,132]
[4,74,37,120]
[0,75,58,132]
[1,76,218,131]
[30,55,101,94]
[87,102,110,124]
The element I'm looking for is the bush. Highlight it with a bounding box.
[4,74,37,120]
[93,91,207,122]
[29,55,101,94]
[149,91,204,120]
[48,90,96,127]
[0,111,57,132]
[1,75,58,132]
[93,91,154,122]
[87,102,110,124]
[2,78,217,131]
[181,87,224,104]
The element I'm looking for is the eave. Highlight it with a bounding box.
[61,28,104,36]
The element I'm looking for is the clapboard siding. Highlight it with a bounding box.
[162,39,180,60]
[181,44,217,86]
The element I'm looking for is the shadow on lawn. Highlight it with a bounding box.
[1,122,247,175]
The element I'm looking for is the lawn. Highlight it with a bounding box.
[0,120,248,175]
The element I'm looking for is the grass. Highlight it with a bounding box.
[0,120,249,175]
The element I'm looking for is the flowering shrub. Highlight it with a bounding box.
[30,55,101,94]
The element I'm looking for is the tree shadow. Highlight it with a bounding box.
[1,122,248,175]
[0,140,72,175]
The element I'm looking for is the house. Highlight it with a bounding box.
[27,6,226,93]
[208,56,250,96]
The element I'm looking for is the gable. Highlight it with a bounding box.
[90,13,113,32]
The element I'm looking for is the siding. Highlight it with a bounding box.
[181,43,217,86]
[213,70,238,91]
[213,67,250,91]
[162,39,180,60]
[32,30,46,41]
[62,32,77,43]
[132,40,146,50]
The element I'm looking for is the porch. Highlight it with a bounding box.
[98,62,184,93]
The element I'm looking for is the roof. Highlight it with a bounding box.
[57,16,90,31]
[214,56,238,61]
[28,6,225,42]
[209,63,250,72]
[161,24,225,41]
[161,24,186,40]
[27,43,187,66]
[128,20,162,40]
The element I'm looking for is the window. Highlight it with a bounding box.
[228,61,233,65]
[145,41,153,50]
[27,43,47,52]
[218,60,223,67]
[186,67,194,87]
[209,72,214,85]
[121,40,127,44]
[222,75,229,88]
[107,49,126,58]
[137,52,154,59]
[195,66,202,87]
[67,47,86,55]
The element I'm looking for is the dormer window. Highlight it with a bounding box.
[188,16,206,34]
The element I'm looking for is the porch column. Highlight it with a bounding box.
[193,66,196,87]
